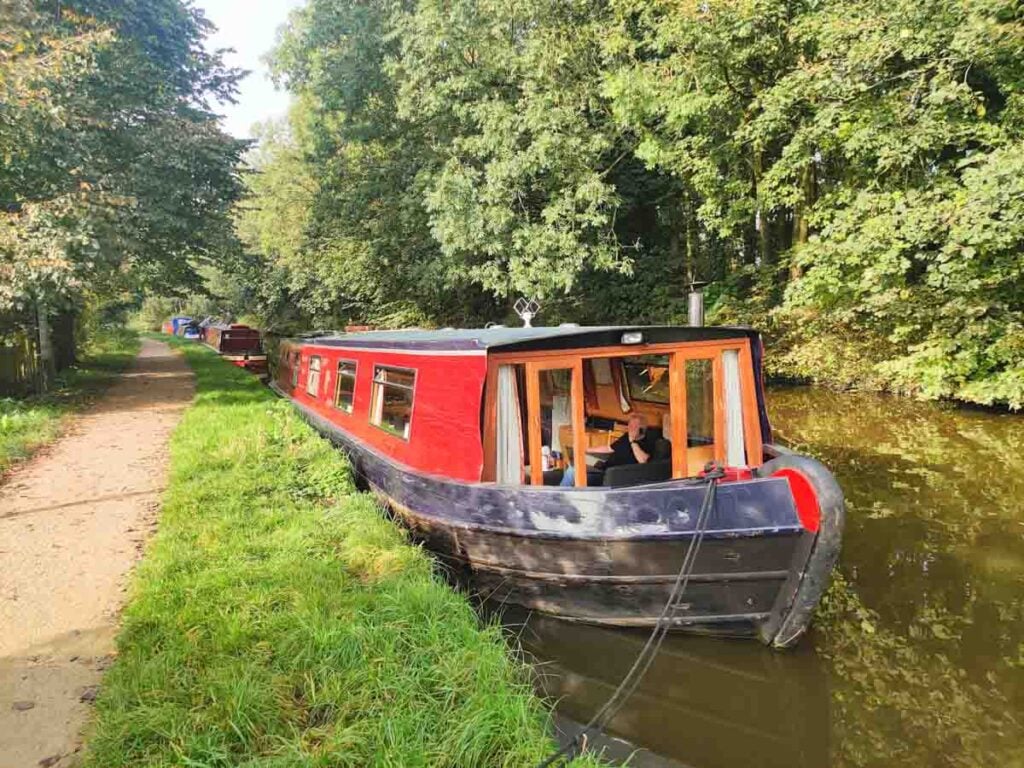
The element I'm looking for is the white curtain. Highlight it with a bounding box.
[496,366,524,484]
[371,375,384,424]
[550,394,571,453]
[307,357,321,396]
[722,350,746,466]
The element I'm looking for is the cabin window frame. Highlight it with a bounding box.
[290,351,300,388]
[670,353,723,477]
[334,359,358,414]
[525,359,587,487]
[369,364,417,441]
[620,354,671,405]
[483,339,764,485]
[306,355,322,397]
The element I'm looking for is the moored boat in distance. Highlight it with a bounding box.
[271,325,844,648]
[161,315,192,335]
[204,323,268,374]
[174,318,202,340]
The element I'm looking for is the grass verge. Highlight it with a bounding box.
[84,339,595,767]
[0,327,140,476]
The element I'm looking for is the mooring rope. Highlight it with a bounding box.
[536,464,725,768]
[345,433,725,768]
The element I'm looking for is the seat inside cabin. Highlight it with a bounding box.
[489,350,753,489]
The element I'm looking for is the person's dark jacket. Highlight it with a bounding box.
[602,431,658,469]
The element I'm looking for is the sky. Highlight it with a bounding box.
[195,0,306,140]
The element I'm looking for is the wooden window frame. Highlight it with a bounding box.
[334,359,358,413]
[369,364,417,441]
[523,359,588,488]
[669,352,724,477]
[483,339,763,484]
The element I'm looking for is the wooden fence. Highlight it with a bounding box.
[0,312,76,396]
[0,329,40,396]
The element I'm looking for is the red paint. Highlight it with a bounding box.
[721,466,754,483]
[278,341,487,482]
[224,355,268,374]
[772,468,821,532]
[698,465,754,483]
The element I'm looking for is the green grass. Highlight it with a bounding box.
[0,327,140,475]
[84,339,597,767]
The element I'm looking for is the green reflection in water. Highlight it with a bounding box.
[771,387,1024,767]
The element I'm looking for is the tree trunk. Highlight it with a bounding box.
[790,162,816,281]
[753,148,772,269]
[53,310,77,369]
[669,227,681,278]
[682,191,696,284]
[36,301,56,393]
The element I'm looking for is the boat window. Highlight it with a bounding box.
[306,355,322,397]
[686,359,714,444]
[683,358,716,475]
[290,352,300,388]
[622,355,670,404]
[370,366,416,439]
[524,364,586,487]
[335,360,357,413]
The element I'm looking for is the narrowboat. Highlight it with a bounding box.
[271,325,844,648]
[197,317,214,343]
[161,315,193,335]
[204,323,268,374]
[175,319,202,340]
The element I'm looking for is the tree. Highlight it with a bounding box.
[396,0,630,301]
[0,0,246,388]
[238,0,1024,407]
[603,0,1024,406]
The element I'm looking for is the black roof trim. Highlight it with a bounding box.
[297,325,759,353]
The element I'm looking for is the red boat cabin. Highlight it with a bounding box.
[275,327,769,488]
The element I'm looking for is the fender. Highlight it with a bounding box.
[756,452,845,648]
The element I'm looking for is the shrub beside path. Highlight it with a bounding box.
[0,338,193,768]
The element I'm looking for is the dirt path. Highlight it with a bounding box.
[0,338,193,768]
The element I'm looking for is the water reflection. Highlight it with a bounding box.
[500,387,1024,767]
[506,608,829,768]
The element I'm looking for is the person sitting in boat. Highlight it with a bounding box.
[560,411,658,486]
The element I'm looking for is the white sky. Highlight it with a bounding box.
[195,0,306,139]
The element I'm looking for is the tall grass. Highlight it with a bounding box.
[0,327,140,475]
[84,340,595,767]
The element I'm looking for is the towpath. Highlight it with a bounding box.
[0,338,193,768]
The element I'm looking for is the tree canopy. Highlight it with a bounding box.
[0,0,247,317]
[237,0,1024,407]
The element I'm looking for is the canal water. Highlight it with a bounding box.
[507,387,1024,767]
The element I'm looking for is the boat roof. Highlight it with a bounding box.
[300,325,759,353]
[211,323,259,331]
